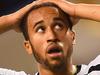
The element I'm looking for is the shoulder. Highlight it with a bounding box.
[85,55,100,75]
[0,68,27,75]
[76,55,100,75]
[75,64,87,75]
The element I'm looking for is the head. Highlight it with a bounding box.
[20,2,75,73]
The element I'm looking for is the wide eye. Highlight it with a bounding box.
[54,23,63,31]
[36,26,45,33]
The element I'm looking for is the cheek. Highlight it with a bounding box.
[62,33,73,55]
[64,31,73,45]
[30,34,46,57]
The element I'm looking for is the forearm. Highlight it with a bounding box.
[47,0,100,22]
[75,3,100,22]
[0,15,14,34]
[0,1,38,34]
[56,1,100,22]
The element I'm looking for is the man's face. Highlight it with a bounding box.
[24,6,75,69]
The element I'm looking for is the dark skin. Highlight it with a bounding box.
[24,6,75,75]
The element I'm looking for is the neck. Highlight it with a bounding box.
[37,61,74,75]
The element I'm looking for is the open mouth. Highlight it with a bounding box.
[47,44,63,55]
[47,44,64,58]
[48,48,62,54]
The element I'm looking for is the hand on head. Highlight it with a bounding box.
[0,0,79,34]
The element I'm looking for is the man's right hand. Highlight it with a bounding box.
[0,0,41,34]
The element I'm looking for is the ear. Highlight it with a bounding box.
[70,30,76,45]
[24,40,32,55]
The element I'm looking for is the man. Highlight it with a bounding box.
[19,2,82,75]
[20,2,100,75]
[20,1,100,75]
[0,0,100,75]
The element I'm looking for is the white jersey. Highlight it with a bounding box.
[0,55,100,75]
[85,55,100,75]
[77,55,100,75]
[0,68,27,75]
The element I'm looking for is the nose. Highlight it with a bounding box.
[47,29,58,43]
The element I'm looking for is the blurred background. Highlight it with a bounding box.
[0,0,100,74]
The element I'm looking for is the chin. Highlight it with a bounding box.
[49,63,66,72]
[45,59,66,71]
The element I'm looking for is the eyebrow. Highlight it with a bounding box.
[53,17,66,23]
[53,17,70,28]
[33,20,44,29]
[33,17,62,29]
[33,17,68,29]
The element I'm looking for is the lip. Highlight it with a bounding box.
[48,52,63,57]
[46,43,63,57]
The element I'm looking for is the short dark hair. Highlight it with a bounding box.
[20,2,73,40]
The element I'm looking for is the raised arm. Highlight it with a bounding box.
[0,1,39,34]
[39,0,100,22]
[75,3,100,22]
